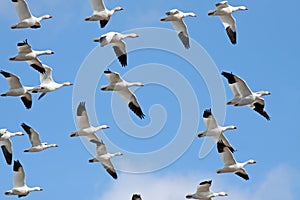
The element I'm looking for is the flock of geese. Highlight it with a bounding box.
[0,0,271,198]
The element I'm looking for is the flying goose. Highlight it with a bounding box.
[221,71,271,120]
[186,180,228,199]
[89,139,123,179]
[160,9,196,49]
[21,123,58,152]
[9,39,54,73]
[198,109,236,152]
[94,32,139,67]
[216,140,256,180]
[85,0,124,28]
[70,102,110,141]
[31,65,72,100]
[0,129,24,165]
[132,194,142,200]
[5,160,43,197]
[11,0,52,29]
[208,1,248,44]
[101,70,145,119]
[0,70,33,109]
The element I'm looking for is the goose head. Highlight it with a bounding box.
[113,7,124,12]
[217,192,228,197]
[256,91,271,97]
[62,82,73,86]
[41,15,52,20]
[247,159,256,164]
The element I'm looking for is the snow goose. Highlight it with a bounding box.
[0,70,33,109]
[132,194,142,200]
[85,0,124,28]
[31,65,72,100]
[0,129,24,165]
[216,140,256,180]
[21,123,58,152]
[221,71,271,120]
[89,139,123,179]
[94,32,139,67]
[11,0,52,29]
[5,160,43,198]
[70,102,109,141]
[9,39,54,73]
[101,70,145,119]
[198,109,236,152]
[160,9,196,49]
[208,1,248,44]
[186,180,228,199]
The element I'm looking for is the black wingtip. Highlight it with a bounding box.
[221,71,236,84]
[118,54,127,67]
[13,160,22,172]
[17,39,28,46]
[30,64,46,74]
[12,0,18,2]
[129,102,145,119]
[226,27,236,45]
[77,102,86,116]
[199,180,212,185]
[104,69,112,74]
[21,123,31,133]
[100,20,109,28]
[21,96,32,109]
[203,109,212,118]
[0,70,11,78]
[132,194,142,200]
[235,171,249,180]
[1,145,12,165]
[253,102,271,120]
[217,140,226,153]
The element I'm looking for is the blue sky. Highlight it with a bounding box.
[0,0,299,199]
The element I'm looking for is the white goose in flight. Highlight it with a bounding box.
[101,70,145,119]
[208,1,248,44]
[85,0,124,28]
[89,139,123,179]
[21,123,58,152]
[94,32,139,67]
[0,129,24,165]
[216,140,256,180]
[11,0,52,29]
[160,9,196,49]
[198,109,236,152]
[132,194,142,200]
[186,180,228,199]
[5,160,43,198]
[9,39,54,73]
[221,71,271,120]
[70,102,109,141]
[0,70,33,109]
[31,65,72,100]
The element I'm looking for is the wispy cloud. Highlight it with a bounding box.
[95,164,299,200]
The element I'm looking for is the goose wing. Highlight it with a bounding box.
[217,140,236,166]
[26,58,46,74]
[13,0,32,21]
[235,169,249,180]
[13,160,25,188]
[99,32,116,47]
[91,139,118,179]
[171,20,190,49]
[116,88,145,119]
[216,134,235,153]
[112,41,127,67]
[216,1,229,9]
[219,15,236,44]
[90,0,105,12]
[21,123,41,146]
[202,109,218,130]
[77,102,91,129]
[20,92,32,109]
[197,180,212,193]
[103,70,123,84]
[249,99,270,120]
[17,39,32,54]
[0,139,12,165]
[0,71,22,90]
[40,65,53,84]
[222,72,252,97]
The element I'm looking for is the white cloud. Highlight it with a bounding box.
[94,164,299,200]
